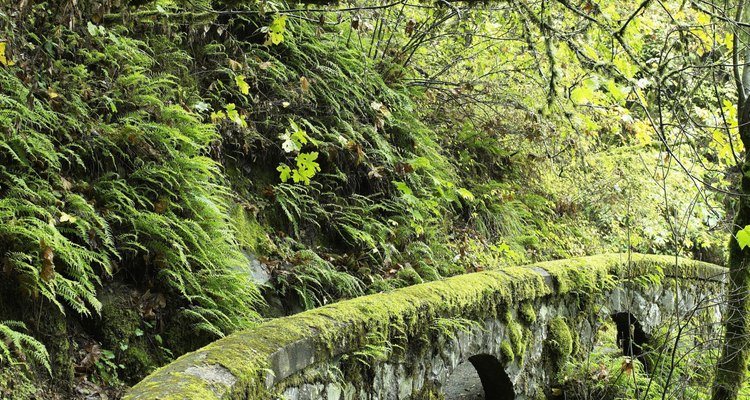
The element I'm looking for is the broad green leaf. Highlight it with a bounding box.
[606,79,629,103]
[737,226,750,249]
[295,152,321,184]
[614,56,637,80]
[456,188,475,201]
[279,120,314,153]
[279,132,298,153]
[264,16,288,46]
[409,157,431,170]
[87,21,98,37]
[571,80,596,104]
[277,164,292,182]
[225,103,247,128]
[393,181,413,196]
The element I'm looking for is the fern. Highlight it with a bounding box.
[0,322,50,373]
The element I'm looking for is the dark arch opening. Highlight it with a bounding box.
[443,354,514,399]
[611,312,651,372]
[467,354,514,399]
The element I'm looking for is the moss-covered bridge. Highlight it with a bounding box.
[125,254,726,399]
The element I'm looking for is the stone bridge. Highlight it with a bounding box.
[124,254,726,400]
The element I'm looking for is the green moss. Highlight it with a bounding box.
[395,267,424,286]
[546,317,573,372]
[39,309,73,391]
[519,302,537,325]
[507,322,527,361]
[125,254,725,399]
[97,289,160,384]
[502,310,513,324]
[0,365,37,400]
[414,262,441,281]
[231,204,274,255]
[122,346,157,382]
[100,292,140,344]
[500,340,515,363]
[531,391,547,400]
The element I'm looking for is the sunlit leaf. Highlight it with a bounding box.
[736,226,750,249]
[235,75,250,95]
[264,15,288,46]
[0,42,14,66]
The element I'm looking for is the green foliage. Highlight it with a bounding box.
[736,225,750,249]
[557,320,718,400]
[429,317,482,340]
[351,331,392,367]
[500,340,515,363]
[276,250,363,309]
[546,317,573,370]
[0,321,50,373]
[0,4,262,389]
[264,15,288,46]
[0,0,736,395]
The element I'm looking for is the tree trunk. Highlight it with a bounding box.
[712,88,750,400]
[713,182,750,398]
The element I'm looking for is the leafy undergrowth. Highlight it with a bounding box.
[555,320,722,400]
[0,0,727,398]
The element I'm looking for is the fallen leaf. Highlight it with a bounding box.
[259,61,272,70]
[154,198,169,214]
[300,76,310,92]
[592,364,609,380]
[61,177,73,191]
[228,59,243,71]
[59,212,77,223]
[41,245,55,282]
[47,87,59,99]
[621,357,634,375]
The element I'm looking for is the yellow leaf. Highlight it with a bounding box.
[228,59,243,71]
[59,212,77,223]
[47,88,60,99]
[300,76,310,92]
[696,12,711,25]
[235,75,250,95]
[0,42,15,66]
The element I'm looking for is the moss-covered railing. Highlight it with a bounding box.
[124,253,725,399]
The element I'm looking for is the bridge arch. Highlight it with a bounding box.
[124,254,725,400]
[611,312,650,370]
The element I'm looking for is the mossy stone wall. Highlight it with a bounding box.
[124,253,725,400]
